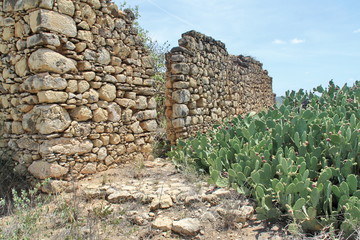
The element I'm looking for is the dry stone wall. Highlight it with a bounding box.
[166,31,275,144]
[0,0,157,180]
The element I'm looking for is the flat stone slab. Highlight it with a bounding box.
[29,9,77,37]
[28,48,77,74]
[172,218,201,237]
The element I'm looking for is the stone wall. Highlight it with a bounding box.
[166,31,275,144]
[0,0,157,180]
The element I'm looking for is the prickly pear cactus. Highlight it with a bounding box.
[169,81,360,236]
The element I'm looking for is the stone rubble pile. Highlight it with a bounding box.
[166,31,275,144]
[0,0,157,179]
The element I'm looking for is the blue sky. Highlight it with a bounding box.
[114,0,360,96]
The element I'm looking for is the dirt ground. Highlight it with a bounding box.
[0,158,293,240]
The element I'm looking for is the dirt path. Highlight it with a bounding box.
[0,158,288,239]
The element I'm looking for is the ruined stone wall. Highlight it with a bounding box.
[0,0,157,180]
[166,31,275,144]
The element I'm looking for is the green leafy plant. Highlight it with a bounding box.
[119,1,169,122]
[0,181,50,240]
[169,81,360,237]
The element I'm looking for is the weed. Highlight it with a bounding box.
[0,181,50,240]
[93,205,113,219]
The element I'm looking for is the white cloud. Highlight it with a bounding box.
[272,39,286,44]
[353,29,360,33]
[291,38,305,44]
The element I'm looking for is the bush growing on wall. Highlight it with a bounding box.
[120,1,170,125]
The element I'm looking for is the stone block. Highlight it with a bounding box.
[135,110,157,121]
[28,161,68,179]
[135,96,147,109]
[99,84,116,101]
[172,118,185,128]
[15,57,28,77]
[17,138,39,151]
[171,63,190,74]
[80,3,96,25]
[77,30,93,42]
[39,138,93,156]
[109,133,121,145]
[37,91,68,103]
[27,33,60,48]
[28,48,77,74]
[172,218,201,237]
[22,104,71,134]
[172,104,189,118]
[70,106,92,121]
[140,120,157,132]
[130,121,143,134]
[3,0,40,12]
[107,103,122,122]
[172,89,190,103]
[29,9,77,37]
[141,56,154,68]
[93,108,108,122]
[57,0,75,16]
[80,163,97,174]
[97,48,111,65]
[115,98,136,108]
[39,0,54,9]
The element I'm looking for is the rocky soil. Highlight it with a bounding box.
[0,158,290,239]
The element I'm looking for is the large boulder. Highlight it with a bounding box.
[98,84,116,102]
[20,74,67,93]
[22,104,71,134]
[29,9,77,37]
[28,48,77,74]
[28,161,68,179]
[70,106,92,121]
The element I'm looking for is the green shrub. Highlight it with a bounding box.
[0,149,31,217]
[169,81,360,237]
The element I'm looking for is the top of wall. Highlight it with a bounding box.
[165,30,275,144]
[2,0,129,18]
[171,30,264,68]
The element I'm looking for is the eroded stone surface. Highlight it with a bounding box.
[29,9,77,37]
[57,0,75,16]
[150,194,173,211]
[152,216,173,231]
[107,103,122,122]
[172,218,201,236]
[22,104,71,134]
[39,138,93,156]
[28,161,68,179]
[98,84,116,101]
[37,91,68,103]
[3,0,40,12]
[27,33,61,48]
[21,74,67,93]
[28,48,77,74]
[70,106,92,121]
